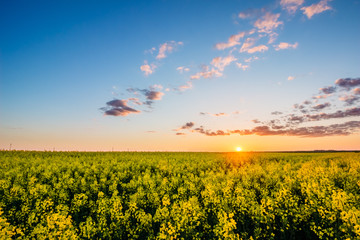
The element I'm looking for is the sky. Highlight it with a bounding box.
[1,0,360,152]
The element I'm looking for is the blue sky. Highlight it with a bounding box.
[1,0,360,151]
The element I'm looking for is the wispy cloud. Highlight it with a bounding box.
[236,63,249,71]
[211,55,237,71]
[247,45,269,54]
[176,66,190,73]
[274,42,298,50]
[288,76,295,81]
[200,112,229,117]
[301,0,332,19]
[254,12,283,33]
[190,66,223,80]
[156,41,183,60]
[215,31,247,50]
[244,56,259,63]
[280,0,305,14]
[239,37,257,52]
[174,81,193,92]
[238,8,266,19]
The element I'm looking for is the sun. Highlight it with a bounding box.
[236,147,242,152]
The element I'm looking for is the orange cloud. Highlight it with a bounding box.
[301,0,332,19]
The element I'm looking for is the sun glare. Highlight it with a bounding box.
[236,147,242,152]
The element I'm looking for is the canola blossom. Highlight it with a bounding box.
[0,151,360,239]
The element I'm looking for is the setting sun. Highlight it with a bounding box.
[236,147,242,152]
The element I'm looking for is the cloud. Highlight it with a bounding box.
[301,0,332,19]
[200,112,228,117]
[174,81,193,92]
[150,84,163,90]
[175,122,195,132]
[176,132,186,135]
[156,41,183,60]
[103,99,141,117]
[354,88,360,95]
[140,61,157,76]
[211,55,237,71]
[244,56,259,63]
[320,86,336,94]
[141,90,164,100]
[313,94,330,99]
[274,42,298,51]
[240,38,256,52]
[339,95,360,106]
[280,0,305,14]
[247,45,269,54]
[176,66,190,73]
[236,63,249,71]
[288,76,295,81]
[238,8,266,19]
[271,111,283,115]
[335,78,360,89]
[254,12,283,33]
[305,107,360,121]
[215,32,247,50]
[180,121,360,137]
[128,98,142,105]
[190,67,223,80]
[312,102,331,110]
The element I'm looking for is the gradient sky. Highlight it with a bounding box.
[1,0,360,151]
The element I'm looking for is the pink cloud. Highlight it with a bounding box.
[244,56,259,63]
[247,45,269,54]
[156,41,183,60]
[211,55,237,71]
[236,63,249,71]
[254,12,283,33]
[280,0,305,14]
[274,42,298,50]
[240,38,256,53]
[288,76,295,81]
[190,67,223,80]
[215,32,246,50]
[174,81,193,92]
[140,61,157,76]
[301,0,332,19]
[176,66,190,73]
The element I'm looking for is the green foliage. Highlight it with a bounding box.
[0,151,360,239]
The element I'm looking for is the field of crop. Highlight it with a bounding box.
[0,151,360,239]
